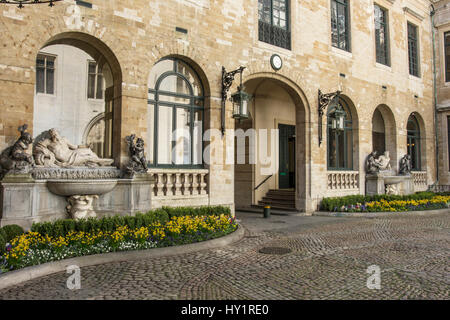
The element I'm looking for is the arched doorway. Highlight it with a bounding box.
[407,113,423,171]
[33,32,122,163]
[233,76,309,212]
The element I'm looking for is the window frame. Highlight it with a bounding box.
[258,0,291,50]
[444,31,450,83]
[374,3,390,66]
[148,58,205,168]
[326,98,353,171]
[407,22,420,77]
[407,115,421,171]
[87,60,105,100]
[331,0,351,52]
[36,53,56,95]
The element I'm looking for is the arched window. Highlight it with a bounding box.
[327,98,353,170]
[407,114,421,171]
[148,58,204,167]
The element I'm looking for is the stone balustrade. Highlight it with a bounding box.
[327,171,359,190]
[148,168,209,198]
[411,171,427,187]
[412,171,427,189]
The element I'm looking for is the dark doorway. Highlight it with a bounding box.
[279,124,296,189]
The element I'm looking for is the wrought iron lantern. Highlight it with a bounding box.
[0,0,62,8]
[331,103,346,131]
[231,88,251,121]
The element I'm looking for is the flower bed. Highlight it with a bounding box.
[321,192,450,213]
[1,207,237,273]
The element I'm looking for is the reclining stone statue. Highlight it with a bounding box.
[34,128,114,168]
[366,150,391,174]
[0,124,34,179]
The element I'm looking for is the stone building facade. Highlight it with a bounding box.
[432,0,450,187]
[0,0,437,222]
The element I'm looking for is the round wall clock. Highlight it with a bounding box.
[270,54,283,71]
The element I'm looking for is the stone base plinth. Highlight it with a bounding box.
[0,174,155,230]
[365,174,414,196]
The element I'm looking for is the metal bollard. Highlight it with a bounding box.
[263,205,271,218]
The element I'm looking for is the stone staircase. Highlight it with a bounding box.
[254,189,297,211]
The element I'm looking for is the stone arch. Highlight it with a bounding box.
[235,72,312,212]
[35,31,123,164]
[146,41,213,98]
[372,104,398,170]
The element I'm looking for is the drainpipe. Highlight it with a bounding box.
[430,4,439,187]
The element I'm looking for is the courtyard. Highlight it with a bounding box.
[0,211,448,300]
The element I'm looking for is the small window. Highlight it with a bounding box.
[36,54,55,95]
[331,0,350,52]
[407,22,419,77]
[87,61,105,100]
[258,0,291,50]
[444,32,450,82]
[374,4,389,66]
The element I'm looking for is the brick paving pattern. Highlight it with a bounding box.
[0,212,448,300]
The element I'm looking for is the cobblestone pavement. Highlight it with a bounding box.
[0,212,449,300]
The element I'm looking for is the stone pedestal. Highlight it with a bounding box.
[366,173,414,196]
[0,173,156,230]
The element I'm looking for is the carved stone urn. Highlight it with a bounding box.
[47,178,117,219]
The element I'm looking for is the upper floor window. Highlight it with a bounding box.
[36,54,55,95]
[87,61,104,100]
[258,0,291,50]
[374,4,389,66]
[331,0,350,52]
[407,22,420,77]
[444,32,450,82]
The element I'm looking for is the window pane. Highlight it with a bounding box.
[148,59,174,89]
[328,129,337,168]
[331,1,339,47]
[159,75,191,95]
[147,104,154,164]
[193,110,203,165]
[445,32,450,82]
[96,74,104,100]
[176,60,203,96]
[46,68,54,94]
[157,106,173,164]
[36,68,45,93]
[174,108,191,165]
[88,74,96,99]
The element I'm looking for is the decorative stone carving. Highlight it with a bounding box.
[125,134,148,177]
[399,154,412,175]
[375,151,391,171]
[386,184,398,195]
[33,128,114,168]
[32,167,121,180]
[0,124,34,179]
[366,151,391,174]
[66,195,98,219]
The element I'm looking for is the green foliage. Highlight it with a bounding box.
[0,224,24,242]
[30,205,229,237]
[0,233,6,255]
[320,192,441,211]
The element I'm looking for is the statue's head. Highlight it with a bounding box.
[136,138,144,146]
[49,128,60,140]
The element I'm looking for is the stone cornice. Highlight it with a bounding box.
[403,6,425,21]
